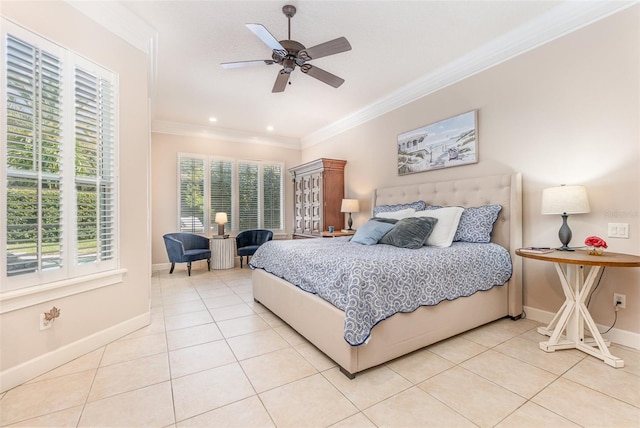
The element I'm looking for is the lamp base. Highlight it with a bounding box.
[556,246,575,252]
[557,213,574,252]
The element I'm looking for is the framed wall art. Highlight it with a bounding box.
[397,110,478,175]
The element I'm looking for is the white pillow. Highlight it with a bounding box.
[413,207,464,247]
[376,207,416,220]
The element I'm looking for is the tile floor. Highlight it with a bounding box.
[1,265,639,427]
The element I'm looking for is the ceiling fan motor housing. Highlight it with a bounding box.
[272,40,305,72]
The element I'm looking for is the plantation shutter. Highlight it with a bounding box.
[262,164,282,230]
[75,66,116,265]
[179,156,205,232]
[210,159,233,232]
[5,34,64,276]
[238,162,259,231]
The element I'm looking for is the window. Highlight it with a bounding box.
[178,154,283,234]
[1,21,118,291]
[179,157,205,233]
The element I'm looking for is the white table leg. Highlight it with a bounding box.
[538,263,624,368]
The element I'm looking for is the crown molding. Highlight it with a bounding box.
[300,1,637,149]
[65,1,157,54]
[152,120,301,150]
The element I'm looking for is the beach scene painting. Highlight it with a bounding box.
[397,110,478,175]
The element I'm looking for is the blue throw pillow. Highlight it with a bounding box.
[351,220,396,245]
[378,217,438,249]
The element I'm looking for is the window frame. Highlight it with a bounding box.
[1,19,121,294]
[177,153,284,235]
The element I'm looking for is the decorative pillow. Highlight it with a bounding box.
[454,204,502,243]
[425,204,502,243]
[371,217,398,224]
[373,200,426,217]
[379,217,438,249]
[351,220,396,245]
[413,206,464,247]
[376,207,416,220]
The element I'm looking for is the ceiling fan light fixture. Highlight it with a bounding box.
[283,58,296,73]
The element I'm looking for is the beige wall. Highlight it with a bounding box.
[1,1,151,384]
[303,7,640,334]
[151,133,301,266]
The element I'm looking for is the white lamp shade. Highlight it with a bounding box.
[340,199,360,213]
[214,212,228,224]
[541,185,590,215]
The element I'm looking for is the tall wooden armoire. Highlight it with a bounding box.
[288,158,346,238]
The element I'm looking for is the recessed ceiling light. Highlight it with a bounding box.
[209,117,217,123]
[266,125,274,132]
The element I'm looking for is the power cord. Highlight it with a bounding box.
[584,267,619,334]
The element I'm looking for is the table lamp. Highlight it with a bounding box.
[541,185,590,251]
[214,212,228,236]
[340,199,359,231]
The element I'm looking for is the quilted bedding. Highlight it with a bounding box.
[249,237,512,346]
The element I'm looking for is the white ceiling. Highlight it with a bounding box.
[71,1,633,149]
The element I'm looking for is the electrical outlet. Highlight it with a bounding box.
[613,293,626,309]
[39,313,52,330]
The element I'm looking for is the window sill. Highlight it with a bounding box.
[0,269,127,314]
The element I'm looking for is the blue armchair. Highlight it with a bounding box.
[236,229,273,268]
[163,233,211,276]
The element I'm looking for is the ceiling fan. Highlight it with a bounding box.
[221,5,352,93]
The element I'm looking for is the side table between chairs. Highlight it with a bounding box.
[211,237,235,269]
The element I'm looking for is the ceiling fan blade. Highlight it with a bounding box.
[220,60,275,69]
[246,23,287,58]
[300,64,344,88]
[298,37,351,61]
[272,70,290,93]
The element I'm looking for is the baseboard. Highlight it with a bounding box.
[523,305,640,351]
[152,262,171,272]
[0,312,150,393]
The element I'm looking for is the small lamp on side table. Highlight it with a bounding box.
[541,185,590,251]
[214,212,228,238]
[341,199,359,232]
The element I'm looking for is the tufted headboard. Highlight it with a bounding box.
[372,173,523,315]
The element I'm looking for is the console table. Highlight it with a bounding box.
[516,249,640,367]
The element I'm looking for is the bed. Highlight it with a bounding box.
[251,173,522,378]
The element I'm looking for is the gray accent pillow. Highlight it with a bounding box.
[373,200,426,217]
[351,220,396,245]
[379,217,438,249]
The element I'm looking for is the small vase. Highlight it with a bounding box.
[588,247,604,256]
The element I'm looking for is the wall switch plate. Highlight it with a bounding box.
[608,223,629,238]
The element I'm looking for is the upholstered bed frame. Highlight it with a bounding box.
[252,173,522,378]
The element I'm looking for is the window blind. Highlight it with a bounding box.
[5,34,64,276]
[210,159,233,232]
[238,162,259,231]
[74,66,116,264]
[179,156,206,233]
[262,164,282,230]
